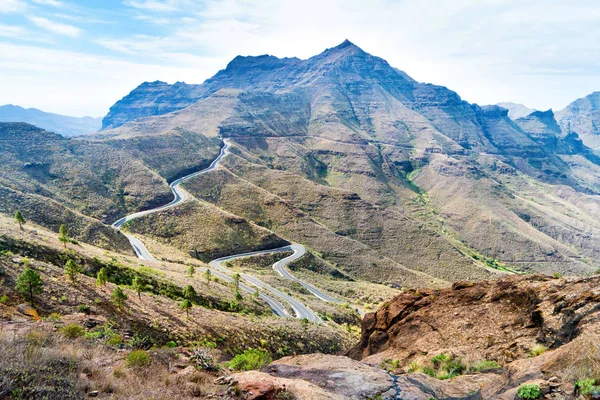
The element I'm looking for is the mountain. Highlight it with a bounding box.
[0,104,101,137]
[96,40,600,284]
[556,91,600,150]
[496,102,536,119]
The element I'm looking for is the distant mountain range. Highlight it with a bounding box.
[3,39,600,286]
[0,104,101,137]
[91,39,600,282]
[496,102,537,120]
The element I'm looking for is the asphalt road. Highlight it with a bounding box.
[209,251,322,324]
[109,138,326,321]
[112,139,231,231]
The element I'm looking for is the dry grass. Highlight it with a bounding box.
[0,330,220,399]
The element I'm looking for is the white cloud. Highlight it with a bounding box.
[0,42,220,116]
[123,0,186,12]
[3,0,600,115]
[0,23,27,38]
[29,16,82,37]
[31,0,63,7]
[0,0,26,13]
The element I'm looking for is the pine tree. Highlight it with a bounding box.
[132,276,145,300]
[64,259,81,286]
[204,268,212,285]
[180,299,192,320]
[16,268,43,307]
[232,273,241,292]
[96,267,108,287]
[187,265,196,278]
[183,285,197,301]
[58,224,69,248]
[111,286,127,310]
[14,211,25,230]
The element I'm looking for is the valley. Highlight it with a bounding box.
[2,39,600,399]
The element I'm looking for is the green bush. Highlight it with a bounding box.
[166,341,177,348]
[0,294,8,304]
[77,304,90,314]
[125,350,150,368]
[61,324,85,339]
[226,348,272,371]
[577,378,600,396]
[106,335,123,346]
[517,384,542,399]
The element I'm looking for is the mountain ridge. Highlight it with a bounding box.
[0,104,101,137]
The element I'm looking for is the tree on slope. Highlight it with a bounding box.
[16,268,43,307]
[180,299,192,320]
[96,267,108,287]
[187,265,196,278]
[58,224,70,248]
[64,259,81,286]
[111,287,127,310]
[14,211,25,230]
[131,276,146,300]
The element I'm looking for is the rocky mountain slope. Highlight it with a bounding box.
[230,273,600,399]
[0,104,101,137]
[98,40,600,285]
[556,91,600,151]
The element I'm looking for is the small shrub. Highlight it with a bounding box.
[226,348,272,371]
[125,350,150,368]
[0,294,8,304]
[47,312,61,321]
[517,383,542,399]
[61,323,85,339]
[77,304,90,314]
[577,378,600,396]
[407,361,422,373]
[529,344,547,357]
[552,272,562,279]
[469,360,500,372]
[190,347,217,370]
[166,341,177,348]
[106,335,123,346]
[128,334,154,350]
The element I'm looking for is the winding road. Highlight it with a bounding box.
[111,138,347,323]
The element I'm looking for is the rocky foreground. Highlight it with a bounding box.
[235,274,600,399]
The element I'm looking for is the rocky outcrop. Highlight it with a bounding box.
[556,91,600,149]
[101,81,206,129]
[235,275,600,399]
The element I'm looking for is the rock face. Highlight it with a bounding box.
[0,104,101,137]
[556,91,600,150]
[348,274,600,365]
[101,81,206,129]
[236,275,600,399]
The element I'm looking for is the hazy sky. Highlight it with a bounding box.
[1,0,599,117]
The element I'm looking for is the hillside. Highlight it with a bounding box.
[229,273,600,399]
[98,40,600,285]
[0,104,101,137]
[556,92,600,151]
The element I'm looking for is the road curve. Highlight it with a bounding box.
[110,138,326,321]
[209,252,322,324]
[112,139,231,231]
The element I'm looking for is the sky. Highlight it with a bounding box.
[0,0,599,118]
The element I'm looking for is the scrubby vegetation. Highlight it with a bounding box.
[226,348,272,371]
[517,383,542,399]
